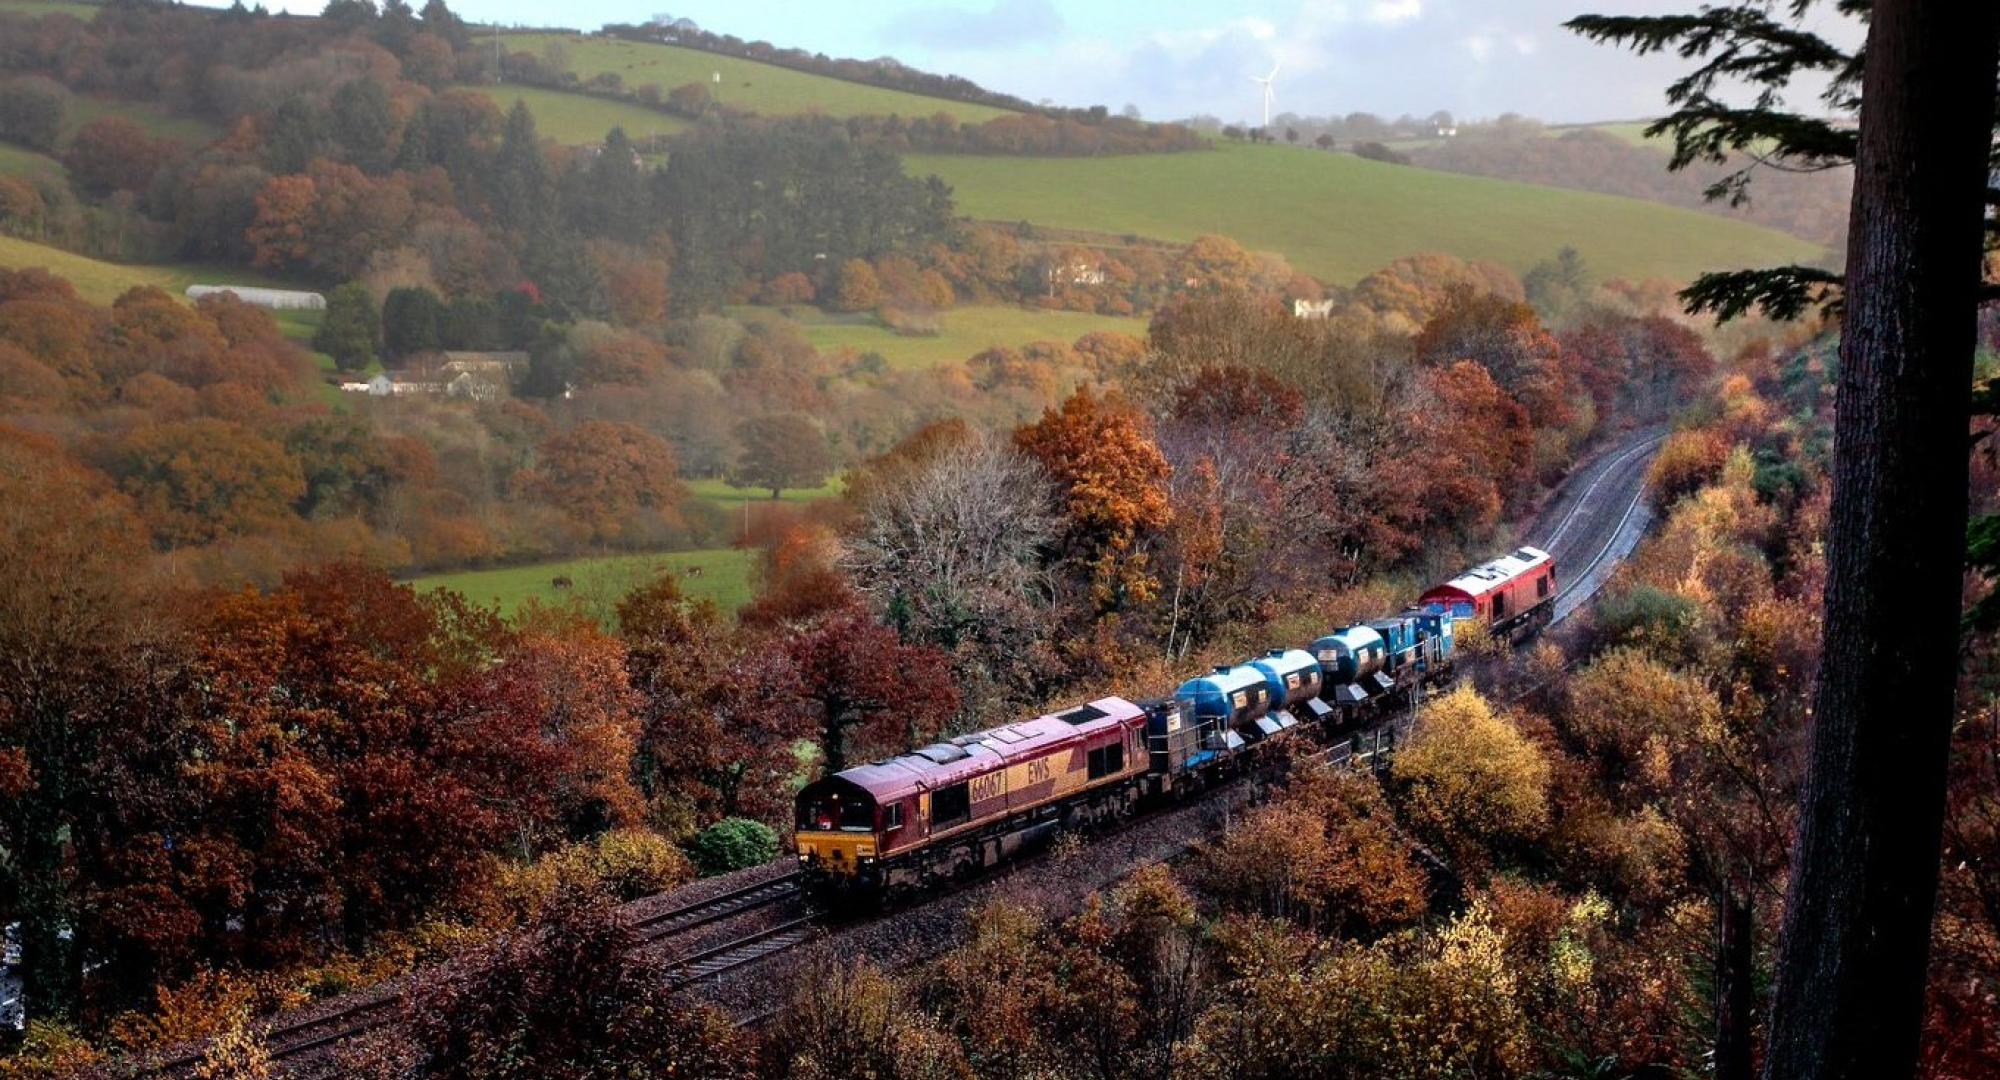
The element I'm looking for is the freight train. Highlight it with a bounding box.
[794,546,1554,899]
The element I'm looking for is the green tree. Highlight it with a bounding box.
[0,76,69,152]
[381,285,445,358]
[329,77,396,174]
[492,100,552,234]
[1572,5,2000,1079]
[314,282,380,372]
[731,413,832,499]
[687,818,779,875]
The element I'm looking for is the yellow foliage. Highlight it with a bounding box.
[1391,686,1552,862]
[0,1021,104,1080]
[190,1019,274,1080]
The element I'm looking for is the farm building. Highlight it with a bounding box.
[184,285,326,311]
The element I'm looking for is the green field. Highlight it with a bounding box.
[684,476,843,505]
[908,140,1827,286]
[0,142,62,179]
[1547,120,1662,147]
[467,85,688,145]
[66,95,219,147]
[408,547,759,617]
[0,0,99,17]
[733,304,1149,370]
[0,234,306,304]
[508,33,1015,123]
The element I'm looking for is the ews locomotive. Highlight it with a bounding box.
[795,546,1554,898]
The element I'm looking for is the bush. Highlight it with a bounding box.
[688,817,780,875]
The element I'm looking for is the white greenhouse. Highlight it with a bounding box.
[184,285,327,311]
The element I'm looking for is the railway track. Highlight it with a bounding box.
[138,432,1667,1075]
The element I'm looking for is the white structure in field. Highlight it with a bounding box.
[1293,298,1336,319]
[184,285,326,311]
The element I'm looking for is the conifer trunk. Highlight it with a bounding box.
[1762,4,1999,1078]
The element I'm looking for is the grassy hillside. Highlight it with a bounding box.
[909,141,1827,285]
[409,547,758,617]
[0,0,99,17]
[733,304,1148,370]
[0,233,304,303]
[509,33,1015,123]
[467,85,687,145]
[0,142,62,179]
[66,95,219,146]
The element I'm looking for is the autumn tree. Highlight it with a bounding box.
[0,432,163,1022]
[833,258,883,313]
[731,412,833,499]
[98,418,306,546]
[1572,7,2000,1078]
[63,117,178,197]
[522,420,686,541]
[1390,686,1552,873]
[1413,285,1576,430]
[403,886,752,1079]
[788,601,959,772]
[1014,386,1173,610]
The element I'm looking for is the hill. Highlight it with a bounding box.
[465,85,687,144]
[731,304,1148,370]
[908,141,1829,286]
[508,32,1017,122]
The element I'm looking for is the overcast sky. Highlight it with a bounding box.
[232,0,1867,125]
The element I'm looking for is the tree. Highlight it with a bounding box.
[1015,386,1173,609]
[0,76,69,152]
[1389,686,1551,872]
[0,433,159,1023]
[731,413,832,499]
[788,602,959,772]
[315,282,380,372]
[100,419,306,546]
[380,285,444,359]
[833,258,883,313]
[63,117,177,198]
[330,77,397,174]
[1573,6,2000,1078]
[523,421,685,539]
[403,886,752,1079]
[688,818,779,875]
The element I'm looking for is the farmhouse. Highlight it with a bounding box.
[1293,298,1336,319]
[184,285,326,311]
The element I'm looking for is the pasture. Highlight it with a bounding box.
[465,85,688,145]
[66,95,220,147]
[507,33,1015,123]
[408,547,759,618]
[0,0,99,17]
[907,140,1827,286]
[0,142,63,180]
[733,304,1149,370]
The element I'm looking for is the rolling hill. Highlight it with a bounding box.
[506,32,1017,122]
[465,84,687,144]
[907,141,1828,286]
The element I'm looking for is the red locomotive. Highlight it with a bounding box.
[1417,545,1555,640]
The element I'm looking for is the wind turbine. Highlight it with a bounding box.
[1248,62,1280,129]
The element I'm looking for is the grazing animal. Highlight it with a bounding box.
[551,575,574,591]
[683,566,705,578]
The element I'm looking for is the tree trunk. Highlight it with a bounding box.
[1715,890,1756,1080]
[1762,5,2000,1080]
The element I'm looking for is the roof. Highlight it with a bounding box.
[1425,546,1552,601]
[828,697,1143,803]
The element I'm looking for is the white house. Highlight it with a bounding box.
[1293,298,1336,320]
[185,285,326,311]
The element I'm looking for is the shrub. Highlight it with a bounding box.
[688,817,780,875]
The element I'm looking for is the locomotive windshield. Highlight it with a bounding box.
[798,789,876,832]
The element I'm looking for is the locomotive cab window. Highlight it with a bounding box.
[932,782,970,827]
[1087,742,1125,779]
[1538,575,1550,597]
[883,803,903,830]
[799,792,875,832]
[1493,592,1507,617]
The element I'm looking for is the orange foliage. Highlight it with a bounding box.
[1015,386,1173,608]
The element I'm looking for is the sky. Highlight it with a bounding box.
[228,0,1868,125]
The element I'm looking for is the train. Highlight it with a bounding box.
[793,546,1555,900]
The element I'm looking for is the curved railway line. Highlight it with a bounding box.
[137,429,1663,1078]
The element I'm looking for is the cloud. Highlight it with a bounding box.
[1367,0,1421,25]
[884,0,1064,51]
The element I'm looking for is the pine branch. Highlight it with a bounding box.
[1679,265,1843,323]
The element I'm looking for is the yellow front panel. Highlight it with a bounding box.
[796,830,876,876]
